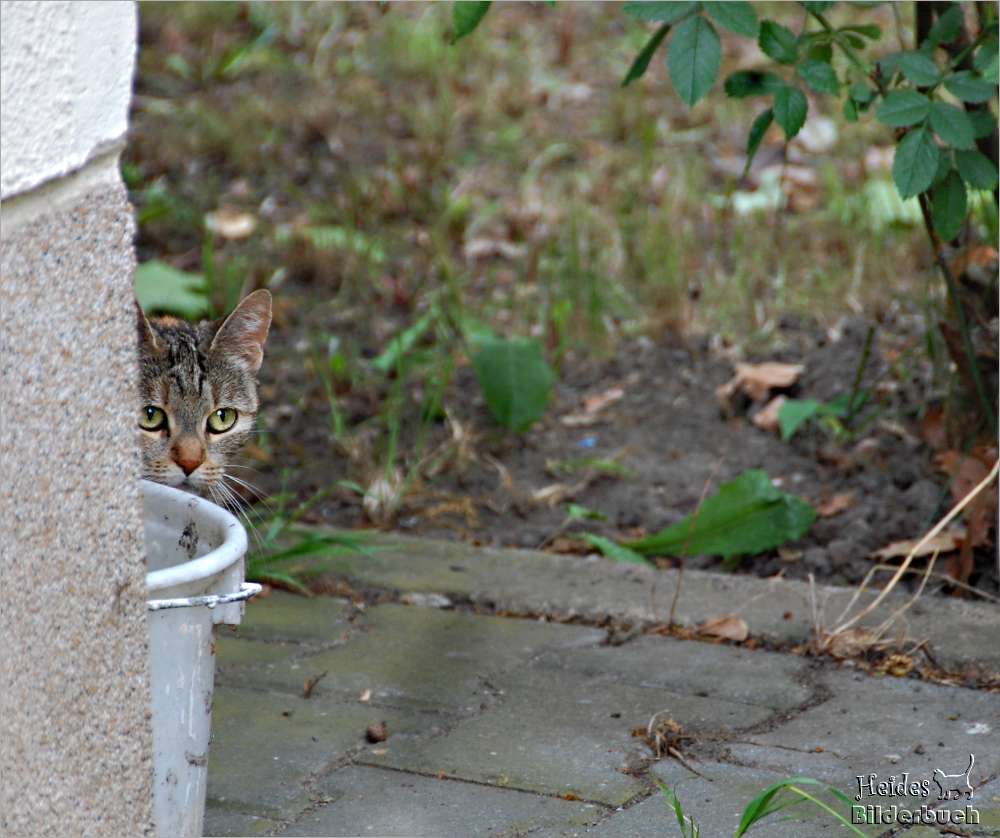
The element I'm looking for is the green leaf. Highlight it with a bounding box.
[759,20,799,64]
[898,50,941,86]
[623,1,698,23]
[778,399,823,440]
[932,148,954,185]
[801,2,835,13]
[892,126,940,199]
[923,4,963,48]
[849,81,874,103]
[968,109,998,139]
[745,108,774,169]
[622,23,672,86]
[773,86,808,139]
[372,311,436,373]
[625,470,815,561]
[944,71,997,103]
[451,1,491,43]
[703,1,759,37]
[134,260,210,320]
[471,337,554,432]
[580,534,648,565]
[931,169,967,242]
[839,24,881,40]
[929,102,976,149]
[798,59,840,94]
[877,52,904,79]
[974,38,999,80]
[806,41,833,63]
[876,89,931,127]
[955,149,1000,189]
[724,70,783,98]
[843,98,858,122]
[668,15,722,106]
[567,504,606,522]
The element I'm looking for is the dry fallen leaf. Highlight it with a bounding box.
[871,529,965,560]
[698,614,749,642]
[751,395,787,434]
[717,362,804,412]
[936,450,998,585]
[919,407,948,453]
[561,387,625,427]
[817,492,856,518]
[205,207,257,239]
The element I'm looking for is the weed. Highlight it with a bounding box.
[658,776,868,837]
[245,478,371,595]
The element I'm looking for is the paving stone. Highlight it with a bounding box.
[302,530,1000,671]
[532,634,813,712]
[217,603,604,713]
[725,668,1000,832]
[562,761,869,838]
[276,765,600,837]
[206,686,440,818]
[359,664,776,808]
[236,592,353,643]
[203,808,279,837]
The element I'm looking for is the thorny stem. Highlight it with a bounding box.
[917,193,998,437]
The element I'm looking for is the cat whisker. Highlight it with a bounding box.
[211,480,267,556]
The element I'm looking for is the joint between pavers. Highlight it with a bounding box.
[344,760,623,810]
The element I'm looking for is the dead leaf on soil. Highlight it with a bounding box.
[919,407,948,453]
[205,206,257,240]
[561,386,625,427]
[751,395,787,434]
[531,475,596,507]
[697,614,749,642]
[936,450,999,585]
[817,492,856,518]
[871,528,965,560]
[717,362,804,412]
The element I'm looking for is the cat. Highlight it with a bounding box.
[136,289,271,509]
[933,753,975,801]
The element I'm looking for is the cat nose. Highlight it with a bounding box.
[172,438,205,475]
[176,456,203,476]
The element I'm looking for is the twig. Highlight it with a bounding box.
[845,325,875,429]
[828,460,998,638]
[667,460,724,627]
[302,671,328,699]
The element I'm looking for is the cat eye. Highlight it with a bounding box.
[139,405,167,432]
[207,407,238,433]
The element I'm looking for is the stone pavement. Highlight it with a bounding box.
[205,533,1000,837]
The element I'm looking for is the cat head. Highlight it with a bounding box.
[136,289,271,496]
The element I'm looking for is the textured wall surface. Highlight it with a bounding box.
[0,1,153,834]
[0,1,137,197]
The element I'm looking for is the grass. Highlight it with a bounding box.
[659,776,868,837]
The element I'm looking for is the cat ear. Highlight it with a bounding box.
[210,289,272,373]
[136,300,162,354]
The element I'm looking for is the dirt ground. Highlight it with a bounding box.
[251,295,997,597]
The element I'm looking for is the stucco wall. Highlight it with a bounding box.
[0,1,136,198]
[0,2,154,835]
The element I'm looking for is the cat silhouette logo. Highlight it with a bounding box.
[933,754,975,801]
